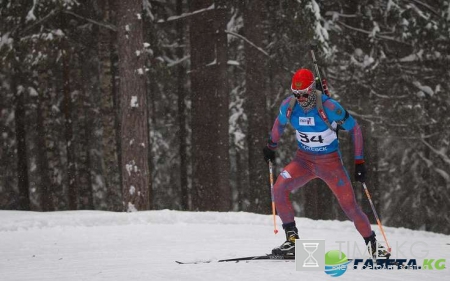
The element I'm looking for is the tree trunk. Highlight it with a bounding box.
[214,0,231,211]
[36,90,55,211]
[0,95,16,208]
[117,0,151,211]
[13,67,30,210]
[77,61,95,210]
[176,0,189,211]
[189,0,231,211]
[242,0,269,213]
[98,0,122,211]
[62,47,78,210]
[75,5,97,209]
[45,68,65,210]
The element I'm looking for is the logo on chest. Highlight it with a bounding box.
[299,117,315,126]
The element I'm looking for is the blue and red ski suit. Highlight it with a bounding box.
[268,94,372,237]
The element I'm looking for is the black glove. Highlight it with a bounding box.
[262,146,276,163]
[355,162,366,183]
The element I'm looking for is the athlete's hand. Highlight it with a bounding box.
[355,163,366,183]
[262,146,276,163]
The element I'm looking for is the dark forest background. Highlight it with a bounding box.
[1,0,449,235]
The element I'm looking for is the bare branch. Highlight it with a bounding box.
[225,30,269,56]
[336,21,412,46]
[19,9,60,36]
[375,133,439,140]
[225,30,292,74]
[370,89,409,99]
[63,10,117,32]
[348,110,439,128]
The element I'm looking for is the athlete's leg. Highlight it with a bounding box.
[273,154,316,225]
[318,155,372,237]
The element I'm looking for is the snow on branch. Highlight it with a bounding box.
[143,0,154,21]
[157,4,215,23]
[413,81,434,97]
[434,168,450,182]
[407,3,430,20]
[324,11,357,19]
[26,0,38,22]
[399,50,424,62]
[164,55,190,67]
[335,21,412,46]
[370,89,409,99]
[409,0,439,17]
[421,139,450,166]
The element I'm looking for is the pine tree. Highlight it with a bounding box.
[117,0,151,211]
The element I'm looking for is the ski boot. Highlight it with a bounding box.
[272,223,299,256]
[364,231,390,259]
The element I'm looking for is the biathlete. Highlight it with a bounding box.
[262,68,389,259]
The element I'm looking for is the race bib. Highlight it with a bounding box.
[296,129,337,148]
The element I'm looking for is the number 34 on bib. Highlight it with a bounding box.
[296,129,337,148]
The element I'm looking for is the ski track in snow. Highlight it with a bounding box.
[0,210,449,281]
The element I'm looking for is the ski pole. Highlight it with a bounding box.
[268,160,279,234]
[362,182,392,253]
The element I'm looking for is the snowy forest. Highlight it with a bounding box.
[0,0,449,235]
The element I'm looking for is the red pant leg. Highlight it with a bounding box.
[317,154,372,237]
[273,155,316,225]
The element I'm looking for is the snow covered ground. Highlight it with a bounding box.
[0,210,449,281]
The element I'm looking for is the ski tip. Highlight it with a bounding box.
[175,260,213,265]
[274,229,278,234]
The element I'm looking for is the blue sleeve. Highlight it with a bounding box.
[268,96,293,149]
[323,99,355,130]
[277,96,293,126]
[323,98,364,160]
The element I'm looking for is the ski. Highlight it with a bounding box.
[176,254,295,264]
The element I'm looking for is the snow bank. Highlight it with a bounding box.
[0,210,448,281]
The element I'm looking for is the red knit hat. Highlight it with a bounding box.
[291,69,315,90]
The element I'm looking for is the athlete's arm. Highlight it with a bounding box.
[268,96,293,149]
[324,99,364,162]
